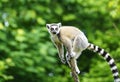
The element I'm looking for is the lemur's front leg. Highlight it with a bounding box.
[61,37,74,61]
[55,42,66,64]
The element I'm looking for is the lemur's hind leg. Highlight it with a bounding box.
[72,35,82,59]
[66,35,83,61]
[66,35,89,74]
[66,35,82,74]
[73,35,89,56]
[65,35,80,67]
[72,35,89,74]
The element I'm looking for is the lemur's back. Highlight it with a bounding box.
[60,26,83,39]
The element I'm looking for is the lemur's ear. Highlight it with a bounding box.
[46,24,50,29]
[58,23,62,27]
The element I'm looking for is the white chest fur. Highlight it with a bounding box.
[51,34,60,43]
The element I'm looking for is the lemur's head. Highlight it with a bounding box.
[46,23,61,35]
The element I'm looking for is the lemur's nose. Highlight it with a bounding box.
[52,32,56,34]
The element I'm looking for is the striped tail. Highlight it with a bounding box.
[87,43,120,82]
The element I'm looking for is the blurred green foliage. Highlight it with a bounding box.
[0,0,120,82]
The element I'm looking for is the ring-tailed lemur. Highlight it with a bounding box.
[46,23,120,82]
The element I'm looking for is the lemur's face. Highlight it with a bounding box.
[46,23,61,35]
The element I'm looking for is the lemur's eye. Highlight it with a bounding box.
[51,28,54,31]
[55,28,58,30]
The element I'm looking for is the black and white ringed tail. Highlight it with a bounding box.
[88,43,120,82]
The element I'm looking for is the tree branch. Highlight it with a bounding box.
[69,58,80,82]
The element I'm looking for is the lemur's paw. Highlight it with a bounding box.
[61,58,66,64]
[70,52,76,58]
[114,78,120,82]
[69,70,80,76]
[66,53,71,61]
[76,69,80,74]
[66,52,76,61]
